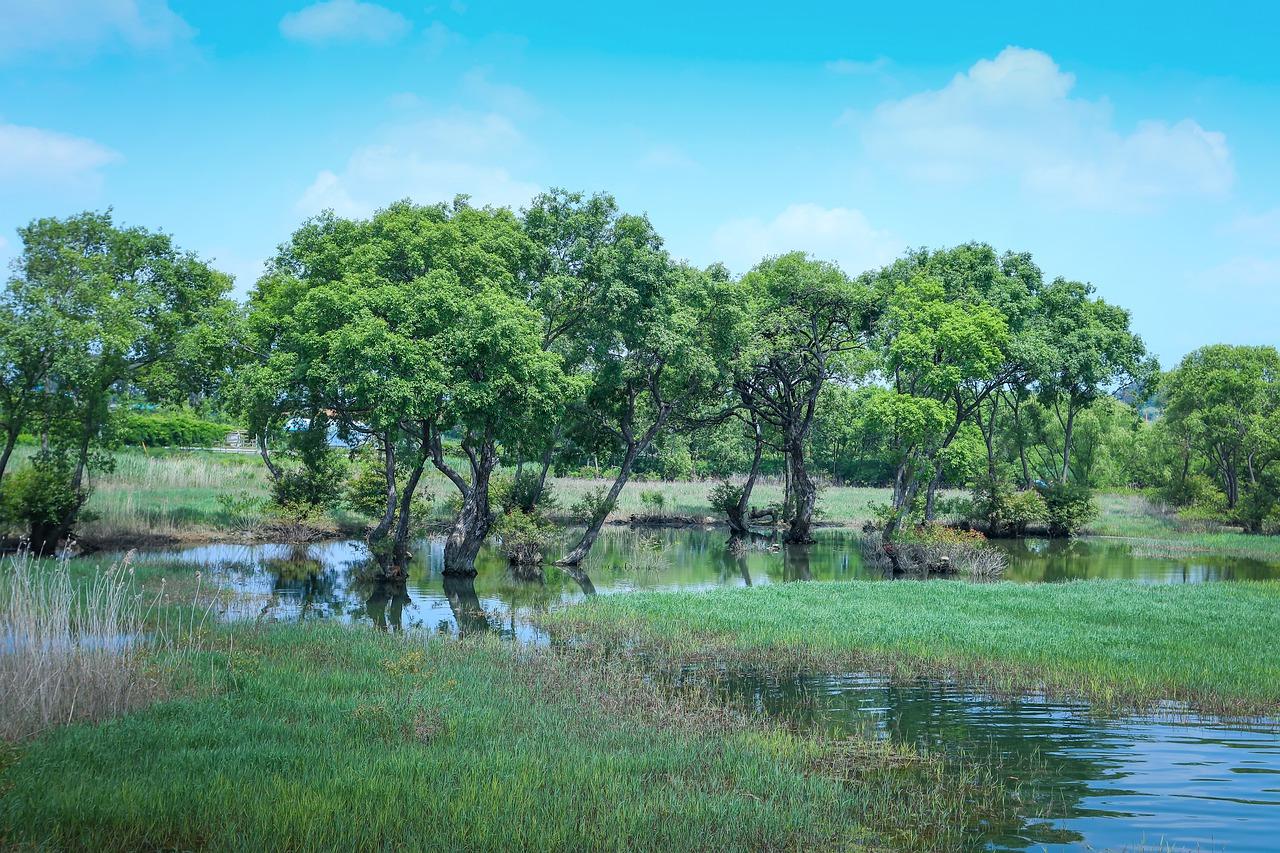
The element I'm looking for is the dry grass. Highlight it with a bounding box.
[0,548,208,740]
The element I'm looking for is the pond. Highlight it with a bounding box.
[712,671,1280,852]
[98,525,1280,851]
[105,526,1280,640]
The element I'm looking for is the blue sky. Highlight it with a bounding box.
[2,1,1278,365]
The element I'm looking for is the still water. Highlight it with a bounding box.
[715,671,1280,852]
[108,526,1280,639]
[102,526,1280,851]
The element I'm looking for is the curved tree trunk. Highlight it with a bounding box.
[442,447,496,576]
[366,438,398,553]
[727,422,764,538]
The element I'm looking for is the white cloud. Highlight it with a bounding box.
[280,0,410,45]
[825,57,890,75]
[0,122,121,186]
[0,0,193,60]
[296,112,540,217]
[710,204,902,275]
[1197,256,1280,293]
[638,144,697,170]
[1228,209,1280,246]
[862,47,1233,210]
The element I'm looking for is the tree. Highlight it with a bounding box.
[1033,278,1154,484]
[241,199,567,576]
[732,253,872,543]
[865,245,1039,537]
[0,298,57,484]
[1162,344,1279,510]
[6,211,233,550]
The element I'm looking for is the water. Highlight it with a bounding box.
[714,671,1280,852]
[105,527,1280,640]
[98,526,1280,850]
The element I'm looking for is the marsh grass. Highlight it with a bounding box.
[0,549,210,740]
[542,579,1280,717]
[0,623,1041,851]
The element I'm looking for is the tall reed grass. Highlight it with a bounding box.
[0,549,207,740]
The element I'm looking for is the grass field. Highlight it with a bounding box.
[0,618,1024,851]
[542,579,1280,717]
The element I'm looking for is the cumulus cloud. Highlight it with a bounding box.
[862,47,1233,210]
[1228,209,1280,246]
[710,204,902,275]
[280,0,410,45]
[296,111,540,217]
[0,0,193,60]
[637,144,697,170]
[825,57,890,75]
[0,121,121,187]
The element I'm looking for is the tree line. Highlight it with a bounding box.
[2,194,1277,572]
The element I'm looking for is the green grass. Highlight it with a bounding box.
[1084,492,1280,560]
[0,622,1021,851]
[542,579,1280,717]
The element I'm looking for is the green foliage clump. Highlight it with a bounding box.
[570,486,616,523]
[271,450,346,517]
[638,489,666,515]
[0,457,87,549]
[707,480,742,515]
[1039,482,1097,537]
[492,470,558,515]
[971,480,1047,537]
[115,410,237,448]
[494,508,559,564]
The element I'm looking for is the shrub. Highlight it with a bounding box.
[0,457,87,552]
[492,470,558,515]
[707,480,743,515]
[1236,475,1280,535]
[1039,483,1097,537]
[115,410,237,447]
[570,486,616,522]
[638,489,666,516]
[494,509,559,565]
[1153,473,1222,510]
[970,480,1047,536]
[270,452,345,517]
[864,524,1005,579]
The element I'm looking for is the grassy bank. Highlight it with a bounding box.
[1,622,1025,851]
[1085,492,1280,561]
[542,579,1280,717]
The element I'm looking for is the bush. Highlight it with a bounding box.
[707,480,743,515]
[271,452,345,517]
[1153,473,1222,510]
[570,486,616,522]
[494,509,559,565]
[638,489,666,516]
[492,470,558,515]
[863,524,1005,579]
[1236,475,1280,535]
[0,457,87,551]
[115,410,236,447]
[970,480,1047,537]
[1039,482,1097,537]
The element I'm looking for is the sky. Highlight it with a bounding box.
[2,0,1278,366]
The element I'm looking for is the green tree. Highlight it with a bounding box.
[732,252,872,543]
[6,211,233,550]
[1162,344,1279,511]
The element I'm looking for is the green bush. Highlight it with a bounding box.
[570,486,616,522]
[971,480,1046,536]
[1039,482,1097,537]
[707,480,743,515]
[115,410,237,447]
[494,508,559,564]
[492,470,558,515]
[0,457,87,550]
[1236,475,1280,535]
[638,489,666,515]
[271,451,346,517]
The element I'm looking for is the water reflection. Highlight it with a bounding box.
[105,528,1280,639]
[714,671,1280,852]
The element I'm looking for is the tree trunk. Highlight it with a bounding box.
[785,435,817,544]
[258,432,282,482]
[442,446,497,577]
[726,423,764,537]
[389,452,428,572]
[557,408,669,567]
[0,427,20,487]
[924,467,944,522]
[367,438,398,552]
[1060,404,1077,484]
